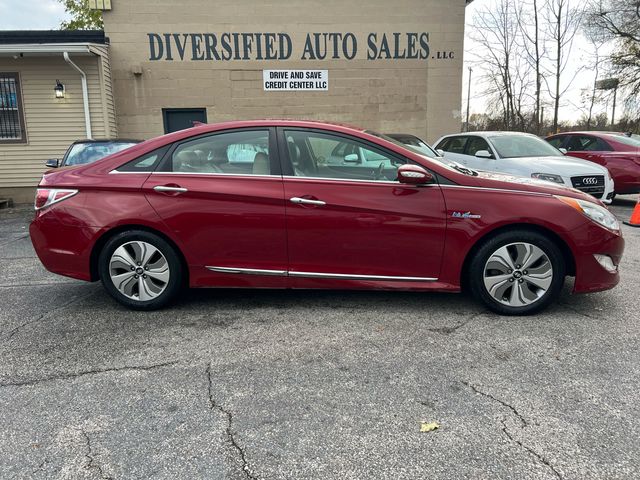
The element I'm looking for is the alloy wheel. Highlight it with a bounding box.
[109,241,170,301]
[483,242,553,307]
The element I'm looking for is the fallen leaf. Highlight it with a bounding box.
[420,421,440,433]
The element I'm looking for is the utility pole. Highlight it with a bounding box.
[465,67,472,132]
[611,84,618,128]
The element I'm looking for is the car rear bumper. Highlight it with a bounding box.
[570,223,624,294]
[30,209,98,282]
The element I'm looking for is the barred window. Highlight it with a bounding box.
[0,73,26,143]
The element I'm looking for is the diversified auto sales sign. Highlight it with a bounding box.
[146,32,454,62]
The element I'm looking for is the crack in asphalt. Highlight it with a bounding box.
[80,429,113,479]
[4,288,97,341]
[206,364,258,480]
[462,381,562,479]
[426,312,484,335]
[0,361,178,388]
[0,233,29,248]
[31,458,48,475]
[461,381,528,426]
[558,302,600,320]
[500,418,562,480]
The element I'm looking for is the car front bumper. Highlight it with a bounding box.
[570,223,624,294]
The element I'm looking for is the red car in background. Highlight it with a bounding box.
[546,132,640,196]
[30,120,624,315]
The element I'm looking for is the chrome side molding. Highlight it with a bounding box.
[206,266,437,282]
[206,266,287,276]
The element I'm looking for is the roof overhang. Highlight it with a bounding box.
[0,43,99,57]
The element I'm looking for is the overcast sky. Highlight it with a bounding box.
[0,0,68,29]
[0,0,615,125]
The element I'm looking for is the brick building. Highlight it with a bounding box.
[102,0,469,141]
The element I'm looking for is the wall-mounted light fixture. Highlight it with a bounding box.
[54,80,65,99]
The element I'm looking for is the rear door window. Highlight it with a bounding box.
[159,130,274,175]
[566,135,612,152]
[437,136,468,154]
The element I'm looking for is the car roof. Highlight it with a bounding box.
[70,139,142,145]
[551,131,633,137]
[441,131,537,139]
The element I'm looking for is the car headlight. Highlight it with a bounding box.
[532,173,564,184]
[555,195,620,232]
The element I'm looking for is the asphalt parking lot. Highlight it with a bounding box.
[0,197,638,479]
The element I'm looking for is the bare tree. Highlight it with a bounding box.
[543,0,584,133]
[586,0,640,116]
[517,0,546,133]
[470,0,532,130]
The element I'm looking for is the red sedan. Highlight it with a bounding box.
[30,120,624,315]
[546,131,640,196]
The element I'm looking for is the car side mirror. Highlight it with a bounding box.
[475,150,492,159]
[46,158,60,168]
[344,153,359,163]
[436,149,445,156]
[397,164,434,185]
[558,147,567,154]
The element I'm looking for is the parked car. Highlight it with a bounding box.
[545,131,640,196]
[30,120,624,315]
[385,133,441,158]
[46,139,141,168]
[433,131,615,203]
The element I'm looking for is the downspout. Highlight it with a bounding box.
[63,51,92,139]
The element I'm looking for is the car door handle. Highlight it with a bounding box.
[289,197,326,206]
[153,185,188,193]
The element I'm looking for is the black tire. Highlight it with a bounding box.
[98,230,183,310]
[469,229,566,316]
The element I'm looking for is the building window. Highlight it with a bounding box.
[0,73,27,143]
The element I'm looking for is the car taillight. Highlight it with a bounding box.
[34,188,78,210]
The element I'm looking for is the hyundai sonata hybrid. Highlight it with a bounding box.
[30,120,624,315]
[434,131,615,203]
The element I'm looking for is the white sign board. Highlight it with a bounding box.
[263,70,328,91]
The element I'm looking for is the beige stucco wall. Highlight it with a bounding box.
[0,49,115,200]
[103,0,466,144]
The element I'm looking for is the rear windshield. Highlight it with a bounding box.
[63,141,139,166]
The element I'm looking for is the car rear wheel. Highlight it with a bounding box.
[469,230,565,315]
[98,230,183,310]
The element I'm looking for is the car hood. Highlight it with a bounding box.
[506,155,608,175]
[468,170,603,204]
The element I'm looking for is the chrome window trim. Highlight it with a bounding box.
[151,172,277,178]
[282,175,402,186]
[206,266,437,282]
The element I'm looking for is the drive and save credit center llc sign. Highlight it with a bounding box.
[263,70,328,91]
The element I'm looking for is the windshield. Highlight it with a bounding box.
[490,135,562,158]
[63,141,139,166]
[364,130,477,175]
[610,134,640,148]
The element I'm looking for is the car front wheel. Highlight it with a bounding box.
[98,230,183,310]
[469,230,566,315]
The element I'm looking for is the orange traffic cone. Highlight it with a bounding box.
[624,196,640,227]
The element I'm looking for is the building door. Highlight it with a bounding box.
[162,108,207,134]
